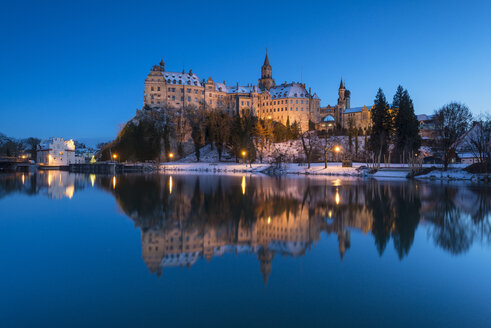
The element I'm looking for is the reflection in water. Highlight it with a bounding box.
[0,171,88,200]
[1,173,490,282]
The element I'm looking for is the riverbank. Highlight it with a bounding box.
[159,162,489,182]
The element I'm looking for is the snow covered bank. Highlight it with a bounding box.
[415,169,489,182]
[160,162,364,176]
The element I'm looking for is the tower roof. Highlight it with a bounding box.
[263,53,270,66]
[339,78,344,89]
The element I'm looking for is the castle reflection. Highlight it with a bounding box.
[103,174,491,282]
[1,173,490,282]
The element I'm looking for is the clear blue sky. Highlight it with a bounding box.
[1,0,490,142]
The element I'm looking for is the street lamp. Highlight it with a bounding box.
[241,150,247,166]
[334,146,341,153]
[112,154,118,162]
[168,152,174,161]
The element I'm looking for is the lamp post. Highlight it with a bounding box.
[112,154,118,163]
[168,152,174,161]
[241,150,247,167]
[334,146,341,164]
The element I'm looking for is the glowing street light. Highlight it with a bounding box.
[334,146,341,153]
[241,150,247,167]
[112,154,118,160]
[168,152,174,161]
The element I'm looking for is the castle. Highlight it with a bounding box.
[143,54,372,132]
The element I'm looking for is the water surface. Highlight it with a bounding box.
[1,172,490,327]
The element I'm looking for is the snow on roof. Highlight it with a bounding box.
[163,71,203,87]
[214,83,259,94]
[344,106,370,114]
[269,83,310,99]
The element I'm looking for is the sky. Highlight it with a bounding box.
[1,0,490,143]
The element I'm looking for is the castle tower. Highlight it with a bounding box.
[336,78,351,127]
[258,52,276,91]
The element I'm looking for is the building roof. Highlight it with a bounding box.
[322,115,335,122]
[269,83,310,99]
[163,71,203,87]
[417,114,434,121]
[214,83,259,94]
[344,106,370,114]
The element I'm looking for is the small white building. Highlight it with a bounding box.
[37,138,85,166]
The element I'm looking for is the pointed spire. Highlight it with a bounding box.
[339,78,344,89]
[263,51,270,66]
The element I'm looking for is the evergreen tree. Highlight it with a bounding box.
[369,88,392,167]
[393,86,421,163]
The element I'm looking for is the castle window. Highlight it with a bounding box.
[181,88,184,93]
[172,96,175,100]
[296,100,298,104]
[151,87,154,91]
[157,87,160,91]
[194,90,197,94]
[187,89,191,93]
[188,97,191,102]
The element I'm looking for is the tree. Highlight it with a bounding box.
[207,108,232,161]
[464,115,491,166]
[23,137,40,160]
[228,109,257,163]
[368,89,392,168]
[254,119,274,163]
[318,131,339,168]
[186,106,207,162]
[174,106,190,157]
[393,86,421,164]
[301,130,315,169]
[433,102,473,170]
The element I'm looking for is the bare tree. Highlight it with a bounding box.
[301,130,316,169]
[207,107,232,161]
[186,105,207,162]
[463,115,491,165]
[318,131,340,168]
[433,102,473,170]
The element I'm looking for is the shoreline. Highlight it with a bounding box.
[159,162,489,182]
